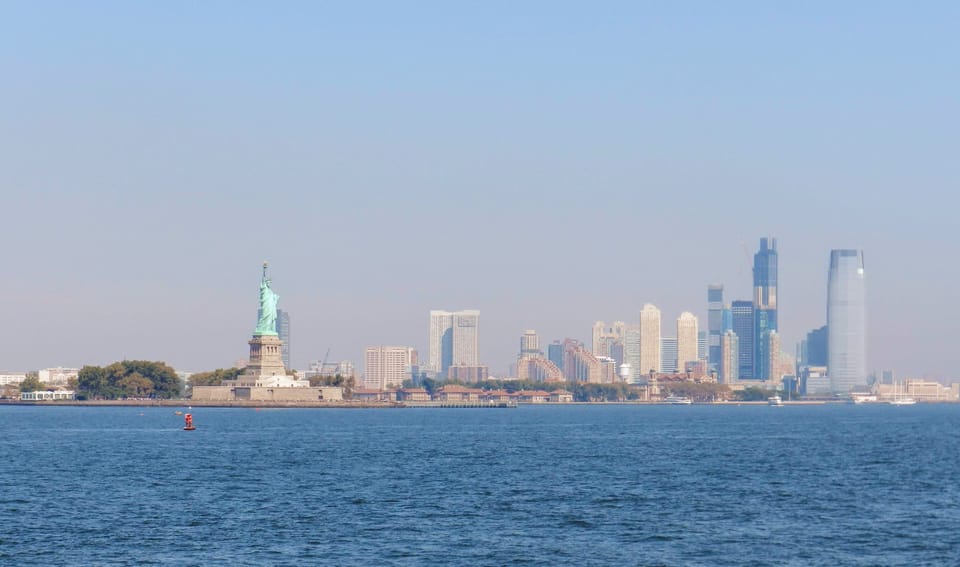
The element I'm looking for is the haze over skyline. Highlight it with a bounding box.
[3,2,957,377]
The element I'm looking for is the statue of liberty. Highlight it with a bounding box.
[254,262,280,336]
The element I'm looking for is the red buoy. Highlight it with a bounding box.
[183,413,196,431]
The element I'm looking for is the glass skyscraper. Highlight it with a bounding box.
[827,249,866,392]
[707,284,724,372]
[547,341,565,372]
[276,309,291,368]
[753,238,778,379]
[731,300,754,379]
[804,325,829,367]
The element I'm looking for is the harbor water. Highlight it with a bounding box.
[1,404,958,565]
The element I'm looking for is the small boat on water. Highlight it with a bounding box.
[888,382,917,405]
[768,396,783,406]
[663,396,692,405]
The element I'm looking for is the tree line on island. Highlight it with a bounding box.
[76,361,181,399]
[405,378,777,403]
[35,359,779,402]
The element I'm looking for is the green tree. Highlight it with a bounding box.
[309,373,355,388]
[661,382,732,402]
[118,372,154,397]
[734,386,777,401]
[77,365,109,399]
[19,372,44,393]
[122,361,180,398]
[76,361,182,400]
[190,368,241,387]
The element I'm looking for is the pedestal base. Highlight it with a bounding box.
[235,334,287,386]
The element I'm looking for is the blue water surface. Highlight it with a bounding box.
[1,404,958,566]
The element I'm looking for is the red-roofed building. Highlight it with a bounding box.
[398,388,431,402]
[480,390,517,403]
[516,390,551,403]
[434,385,483,402]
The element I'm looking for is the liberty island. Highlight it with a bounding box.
[234,261,287,385]
[191,263,345,402]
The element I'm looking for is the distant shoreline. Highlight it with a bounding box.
[0,399,851,408]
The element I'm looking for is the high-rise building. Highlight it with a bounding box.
[520,330,541,359]
[827,249,867,393]
[276,309,291,369]
[428,311,453,375]
[564,344,604,383]
[697,331,707,362]
[639,304,662,376]
[764,330,782,382]
[447,365,489,383]
[877,370,895,385]
[547,341,565,372]
[707,284,724,370]
[452,310,480,366]
[720,330,739,384]
[731,300,755,379]
[364,346,417,390]
[429,309,480,376]
[676,312,699,371]
[609,341,625,367]
[592,321,625,358]
[517,356,563,382]
[804,325,829,367]
[623,324,641,381]
[660,337,678,373]
[753,238,779,379]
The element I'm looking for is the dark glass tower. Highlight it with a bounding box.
[707,284,724,372]
[731,300,754,379]
[547,341,564,372]
[753,238,778,379]
[805,325,828,367]
[276,309,291,368]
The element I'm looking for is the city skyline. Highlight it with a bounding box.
[0,241,929,382]
[3,3,956,379]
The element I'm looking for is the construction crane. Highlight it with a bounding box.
[321,348,332,373]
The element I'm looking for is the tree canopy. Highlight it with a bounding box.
[309,374,355,388]
[660,382,731,402]
[733,386,778,401]
[18,372,45,393]
[77,361,181,399]
[189,368,242,387]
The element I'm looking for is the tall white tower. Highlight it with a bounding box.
[451,310,480,366]
[639,304,662,377]
[676,312,699,372]
[520,330,541,359]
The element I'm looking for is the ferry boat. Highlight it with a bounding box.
[767,396,783,406]
[663,396,693,405]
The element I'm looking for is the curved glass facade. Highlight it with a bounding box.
[827,250,866,392]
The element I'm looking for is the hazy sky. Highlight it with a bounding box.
[2,2,957,377]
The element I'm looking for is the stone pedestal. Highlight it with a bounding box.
[236,334,287,386]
